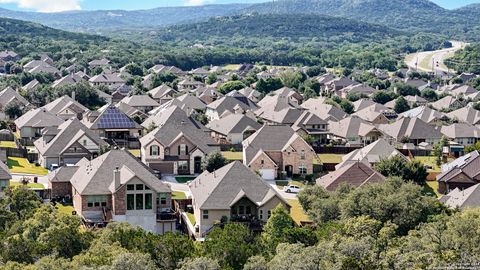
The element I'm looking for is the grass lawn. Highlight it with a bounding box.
[0,141,16,148]
[221,151,243,161]
[287,199,310,225]
[172,191,187,200]
[423,181,441,198]
[175,176,196,183]
[9,181,44,189]
[128,149,141,158]
[413,156,454,172]
[7,157,48,175]
[186,212,196,225]
[223,64,240,71]
[318,154,343,164]
[56,204,75,215]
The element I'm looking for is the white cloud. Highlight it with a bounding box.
[184,0,206,6]
[0,0,81,12]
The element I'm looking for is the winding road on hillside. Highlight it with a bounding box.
[405,41,468,73]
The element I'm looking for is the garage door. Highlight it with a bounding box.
[149,162,174,174]
[259,169,275,180]
[63,157,82,166]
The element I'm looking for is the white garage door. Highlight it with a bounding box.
[259,169,275,180]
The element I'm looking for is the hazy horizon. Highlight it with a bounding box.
[0,0,479,13]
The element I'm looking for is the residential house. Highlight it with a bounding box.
[255,90,304,125]
[437,151,480,194]
[189,161,290,237]
[385,95,427,109]
[316,161,385,191]
[0,87,31,120]
[147,93,207,117]
[242,125,315,180]
[82,105,143,143]
[0,160,11,198]
[149,65,186,76]
[48,165,78,199]
[120,95,160,114]
[329,116,384,146]
[42,95,88,120]
[400,106,448,124]
[337,83,377,98]
[447,106,480,126]
[195,87,223,104]
[88,58,110,68]
[352,104,395,125]
[22,79,40,92]
[115,102,148,123]
[34,119,107,168]
[301,98,347,122]
[52,73,85,88]
[140,106,219,175]
[379,117,443,146]
[148,85,178,105]
[89,73,125,89]
[177,79,205,91]
[439,183,480,209]
[441,123,480,147]
[15,108,64,139]
[0,50,20,62]
[321,77,357,96]
[206,113,262,144]
[456,73,477,83]
[335,139,407,169]
[238,87,262,103]
[430,96,465,111]
[291,111,330,144]
[62,149,176,233]
[190,67,210,77]
[206,92,259,120]
[24,60,60,77]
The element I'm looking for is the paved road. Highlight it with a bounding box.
[405,41,467,73]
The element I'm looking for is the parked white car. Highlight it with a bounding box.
[283,184,303,193]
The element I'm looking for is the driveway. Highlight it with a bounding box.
[265,180,298,200]
[161,175,191,197]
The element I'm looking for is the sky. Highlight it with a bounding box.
[0,0,478,13]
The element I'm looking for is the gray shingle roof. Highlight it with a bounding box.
[189,161,288,210]
[441,184,480,209]
[70,149,170,195]
[15,108,64,129]
[301,98,347,121]
[42,95,88,116]
[0,87,30,108]
[441,123,480,139]
[0,160,11,180]
[34,119,106,156]
[140,106,218,154]
[447,106,480,125]
[207,114,262,136]
[329,116,379,138]
[120,95,160,107]
[379,117,443,140]
[207,93,258,116]
[317,161,385,191]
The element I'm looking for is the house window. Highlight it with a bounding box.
[145,193,152,210]
[135,194,144,210]
[150,145,159,156]
[0,180,8,192]
[159,193,167,205]
[127,184,134,190]
[299,164,307,174]
[300,150,305,160]
[246,206,252,215]
[259,209,263,220]
[83,139,87,146]
[178,161,188,171]
[261,159,264,165]
[239,205,245,215]
[178,144,187,155]
[127,194,135,210]
[73,147,77,152]
[87,195,107,208]
[136,184,144,190]
[267,210,272,218]
[203,210,209,219]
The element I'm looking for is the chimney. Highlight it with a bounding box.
[72,91,76,101]
[114,167,120,190]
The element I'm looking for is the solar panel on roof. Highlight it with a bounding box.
[97,107,137,129]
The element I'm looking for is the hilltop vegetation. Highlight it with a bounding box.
[446,44,480,74]
[244,0,480,41]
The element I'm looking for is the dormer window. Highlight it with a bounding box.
[300,150,305,160]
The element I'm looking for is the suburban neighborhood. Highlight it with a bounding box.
[0,0,480,268]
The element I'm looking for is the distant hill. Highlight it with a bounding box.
[242,0,480,40]
[0,17,106,42]
[0,4,249,32]
[158,13,402,44]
